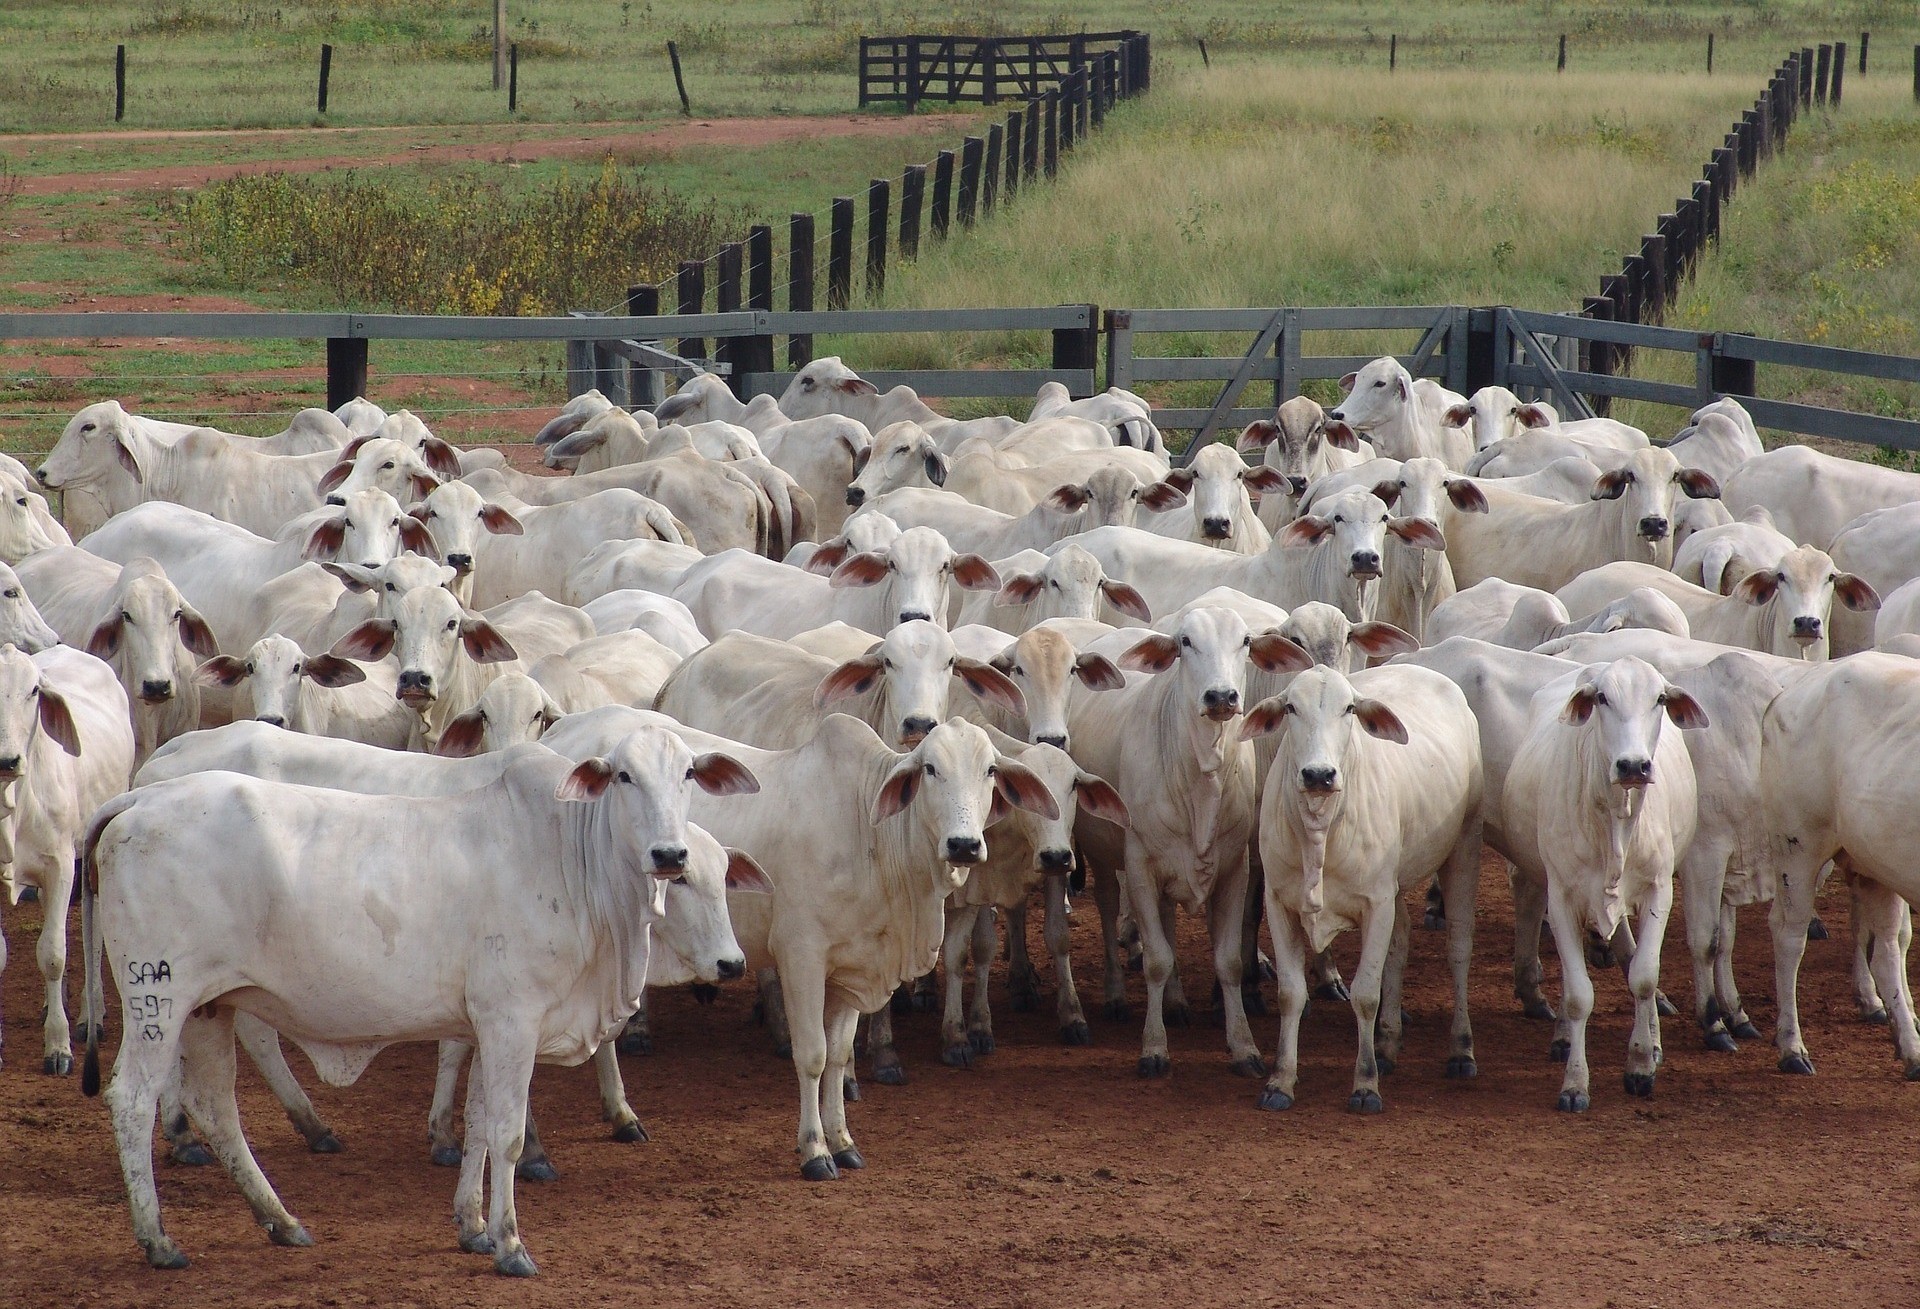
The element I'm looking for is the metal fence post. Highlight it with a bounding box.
[1709,334,1758,397]
[1051,304,1099,399]
[788,213,814,368]
[1105,309,1133,391]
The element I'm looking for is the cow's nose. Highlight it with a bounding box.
[900,716,936,742]
[845,486,866,507]
[1792,615,1822,638]
[1035,733,1068,749]
[899,610,931,624]
[945,835,984,864]
[256,715,286,729]
[397,670,431,689]
[140,679,173,701]
[32,468,49,487]
[0,755,21,776]
[1638,515,1669,540]
[1328,409,1346,422]
[1350,550,1382,577]
[1300,765,1337,791]
[1287,476,1308,495]
[1202,516,1233,539]
[1201,687,1240,720]
[445,553,473,573]
[1614,757,1654,785]
[325,494,346,507]
[650,844,689,874]
[1039,848,1074,870]
[715,957,746,981]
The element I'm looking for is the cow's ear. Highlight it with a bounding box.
[479,503,524,536]
[815,655,883,707]
[805,539,851,575]
[1280,515,1334,547]
[1445,479,1490,514]
[1046,483,1092,511]
[1236,420,1280,453]
[690,752,759,796]
[1354,697,1409,743]
[1249,632,1315,674]
[86,613,124,660]
[1324,419,1361,451]
[1560,685,1600,725]
[113,429,145,483]
[557,756,616,800]
[724,848,774,894]
[952,554,1001,592]
[419,437,463,482]
[1073,652,1126,691]
[36,684,79,756]
[194,655,252,689]
[323,562,378,593]
[829,552,890,589]
[1442,403,1473,428]
[993,756,1059,820]
[995,574,1045,607]
[433,708,487,757]
[955,658,1025,716]
[316,461,352,495]
[1073,772,1130,828]
[303,516,348,561]
[1677,468,1721,500]
[1369,480,1402,509]
[1339,371,1359,391]
[331,619,396,662]
[175,606,220,658]
[304,653,367,688]
[340,434,375,461]
[1516,404,1555,429]
[871,759,919,821]
[923,451,949,487]
[1239,696,1290,741]
[1348,621,1419,660]
[408,472,439,501]
[1160,468,1196,495]
[1243,465,1290,496]
[1731,570,1780,606]
[1117,632,1179,673]
[1387,517,1447,552]
[1139,481,1188,512]
[850,446,872,477]
[396,514,439,557]
[1835,573,1881,612]
[1590,469,1631,501]
[459,619,517,664]
[1661,687,1710,730]
[1100,580,1153,623]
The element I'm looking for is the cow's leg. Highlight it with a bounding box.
[1849,881,1889,1023]
[1623,880,1672,1098]
[1608,917,1679,1019]
[940,904,981,1067]
[616,993,653,1056]
[1005,900,1040,1013]
[516,1105,556,1183]
[820,997,863,1171]
[1310,948,1349,1003]
[1679,843,1736,1051]
[473,1034,539,1277]
[1128,855,1177,1077]
[865,996,905,1085]
[1855,879,1920,1077]
[592,1042,646,1142]
[1159,892,1190,1025]
[1545,883,1594,1112]
[35,852,74,1074]
[1713,901,1759,1038]
[157,1056,213,1166]
[1769,852,1822,1075]
[234,1014,340,1152]
[175,1008,309,1249]
[1259,903,1310,1110]
[1346,899,1397,1113]
[782,956,836,1180]
[1509,861,1554,1020]
[1091,861,1129,1021]
[1237,854,1268,1014]
[427,1040,471,1166]
[1439,825,1480,1078]
[1375,899,1412,1076]
[453,1067,490,1254]
[1044,872,1089,1045]
[967,905,997,1055]
[104,1015,190,1267]
[758,968,792,1059]
[1206,856,1263,1075]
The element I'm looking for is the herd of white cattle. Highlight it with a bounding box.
[7,354,1920,1276]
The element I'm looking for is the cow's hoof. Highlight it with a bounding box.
[1241,988,1269,1018]
[968,1030,995,1055]
[1548,1038,1571,1064]
[309,1132,344,1154]
[909,991,938,1014]
[266,1221,312,1248]
[1623,1071,1655,1098]
[459,1230,495,1255]
[800,1155,840,1182]
[1059,1020,1091,1047]
[1164,1002,1193,1029]
[1009,981,1040,1014]
[615,1031,653,1057]
[1422,908,1445,931]
[1346,1088,1384,1114]
[1374,1052,1397,1077]
[1730,1019,1761,1040]
[71,1021,104,1043]
[940,1043,973,1069]
[1228,1054,1267,1079]
[1807,917,1829,941]
[691,983,719,1005]
[1521,999,1556,1021]
[831,1146,865,1171]
[17,885,37,903]
[515,1157,558,1183]
[1137,1054,1169,1078]
[1903,1062,1920,1083]
[1102,999,1131,1022]
[842,1076,860,1102]
[1314,979,1351,1003]
[872,1063,907,1086]
[1654,991,1679,1019]
[1778,1052,1816,1076]
[169,1142,215,1168]
[611,1120,649,1144]
[1257,1088,1294,1112]
[771,1041,792,1061]
[1555,1090,1589,1113]
[430,1145,464,1168]
[1863,1007,1891,1026]
[143,1239,190,1270]
[43,1051,71,1077]
[1705,1029,1738,1054]
[1445,1055,1478,1080]
[494,1249,538,1278]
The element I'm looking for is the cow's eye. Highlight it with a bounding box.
[923,763,936,776]
[2,589,15,599]
[381,461,395,470]
[81,423,96,433]
[1593,693,1608,707]
[618,770,632,784]
[14,497,24,507]
[121,610,134,623]
[1180,636,1191,648]
[1373,379,1386,388]
[445,619,457,631]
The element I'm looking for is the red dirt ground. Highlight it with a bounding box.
[1,851,1915,1308]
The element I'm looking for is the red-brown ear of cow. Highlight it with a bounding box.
[815,656,882,707]
[113,433,144,483]
[839,377,879,396]
[1280,515,1335,547]
[1046,483,1092,512]
[1349,621,1419,659]
[331,619,396,662]
[952,554,1000,592]
[1677,468,1721,500]
[829,552,890,589]
[1249,633,1315,674]
[1117,633,1179,674]
[1731,571,1779,606]
[85,616,123,661]
[1239,696,1290,742]
[1835,573,1881,612]
[396,515,439,557]
[1073,773,1130,829]
[1661,687,1710,730]
[408,472,439,501]
[316,462,353,495]
[805,541,851,575]
[1236,420,1280,453]
[176,610,220,659]
[420,437,463,481]
[1590,470,1631,501]
[341,434,375,461]
[1243,466,1290,496]
[724,848,774,894]
[850,446,872,477]
[479,504,524,536]
[691,751,760,796]
[433,709,487,757]
[1387,517,1448,552]
[1442,403,1473,428]
[459,620,518,664]
[1354,697,1409,743]
[1073,652,1126,691]
[955,658,1026,716]
[557,756,616,800]
[1139,482,1188,512]
[194,655,252,689]
[304,654,367,688]
[1446,479,1490,514]
[994,757,1060,821]
[1100,580,1152,623]
[1324,420,1361,452]
[322,563,376,593]
[995,575,1045,607]
[1369,480,1402,509]
[1560,686,1599,725]
[871,764,919,821]
[303,517,348,561]
[1517,404,1555,429]
[1161,468,1197,495]
[1339,371,1359,391]
[36,684,79,756]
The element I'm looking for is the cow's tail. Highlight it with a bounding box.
[79,793,135,1098]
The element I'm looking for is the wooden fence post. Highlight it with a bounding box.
[900,163,925,258]
[1058,80,1074,153]
[626,284,663,408]
[1044,91,1059,176]
[713,242,743,392]
[1075,66,1090,135]
[1557,34,1567,71]
[325,337,368,411]
[1052,305,1100,400]
[957,137,982,227]
[318,44,332,113]
[1024,99,1041,178]
[1860,31,1869,73]
[1391,34,1398,71]
[1709,337,1757,398]
[788,213,814,368]
[931,150,954,239]
[1706,33,1713,74]
[1915,45,1920,103]
[827,197,854,310]
[983,37,999,105]
[668,41,691,116]
[1816,45,1831,103]
[1801,48,1814,105]
[983,125,1003,214]
[866,179,888,300]
[1004,111,1022,196]
[677,260,706,364]
[1581,294,1614,416]
[1832,43,1846,105]
[747,225,774,309]
[115,44,126,121]
[905,38,922,111]
[858,37,870,109]
[508,43,518,113]
[1642,234,1668,322]
[1091,58,1106,126]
